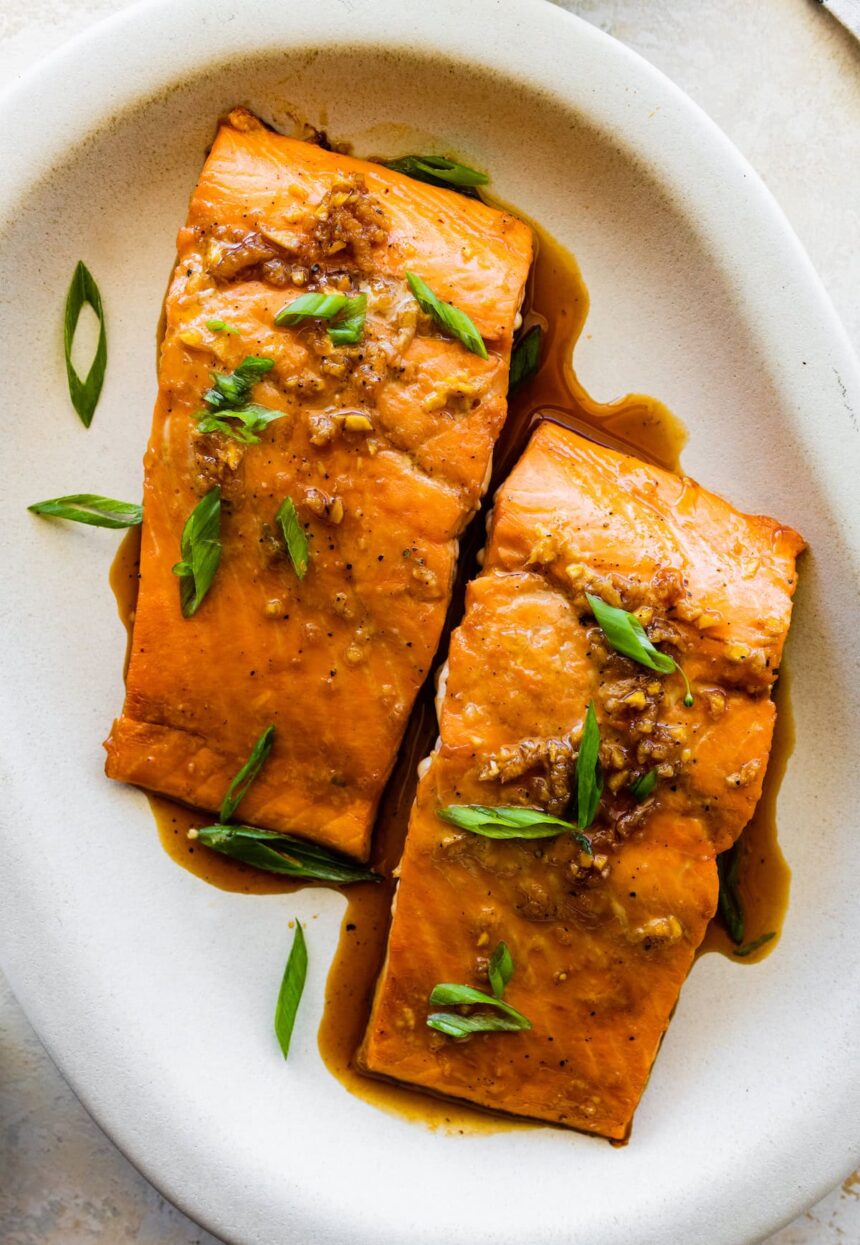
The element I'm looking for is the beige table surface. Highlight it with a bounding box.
[1,1,858,1242]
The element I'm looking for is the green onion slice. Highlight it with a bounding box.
[384,155,488,193]
[276,497,309,580]
[28,494,141,528]
[274,293,350,328]
[220,726,275,823]
[576,700,603,831]
[193,824,380,884]
[509,325,542,391]
[630,768,658,802]
[64,260,107,428]
[437,804,592,854]
[171,485,221,617]
[274,922,308,1059]
[405,271,488,359]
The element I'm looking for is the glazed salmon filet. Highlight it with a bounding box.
[360,423,804,1136]
[104,109,532,858]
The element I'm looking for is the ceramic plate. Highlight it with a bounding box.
[1,1,859,1242]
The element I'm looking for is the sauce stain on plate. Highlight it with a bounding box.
[109,211,793,1129]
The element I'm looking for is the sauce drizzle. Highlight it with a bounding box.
[110,213,792,1128]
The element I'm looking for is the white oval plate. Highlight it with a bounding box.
[1,2,859,1242]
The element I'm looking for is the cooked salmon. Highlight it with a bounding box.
[360,422,803,1136]
[104,108,533,859]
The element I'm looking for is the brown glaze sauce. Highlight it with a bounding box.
[110,215,792,1129]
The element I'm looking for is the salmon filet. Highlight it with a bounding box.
[104,109,532,859]
[360,422,803,1136]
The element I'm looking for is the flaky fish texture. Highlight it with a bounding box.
[360,422,803,1136]
[105,109,532,859]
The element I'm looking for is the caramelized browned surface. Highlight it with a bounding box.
[104,109,532,858]
[360,422,803,1137]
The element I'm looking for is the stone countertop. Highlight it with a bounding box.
[1,2,857,1243]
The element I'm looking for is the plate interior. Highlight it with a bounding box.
[1,16,859,1245]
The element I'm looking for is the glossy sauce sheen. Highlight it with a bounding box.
[104,110,533,860]
[360,416,802,1135]
[111,213,793,1128]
